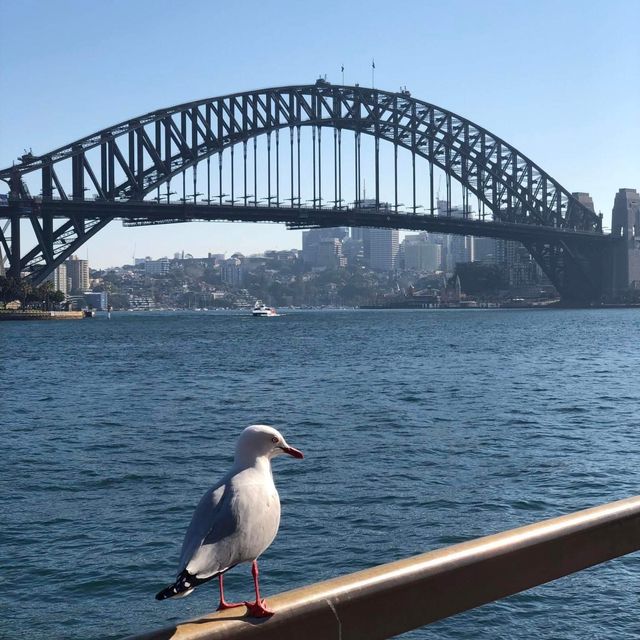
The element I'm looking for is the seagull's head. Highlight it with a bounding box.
[235,424,304,463]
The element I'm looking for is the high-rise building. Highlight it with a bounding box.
[448,234,474,269]
[611,188,640,292]
[315,239,346,269]
[45,263,68,296]
[66,255,89,293]
[403,233,441,272]
[436,199,470,219]
[495,240,540,287]
[473,237,497,264]
[221,257,243,285]
[302,228,348,267]
[364,228,399,271]
[342,238,363,265]
[145,258,170,276]
[428,233,474,272]
[435,200,474,271]
[494,239,520,266]
[84,291,108,310]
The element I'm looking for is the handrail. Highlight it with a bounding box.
[126,495,640,640]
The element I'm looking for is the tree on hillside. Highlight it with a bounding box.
[0,277,66,309]
[0,277,34,306]
[0,276,23,304]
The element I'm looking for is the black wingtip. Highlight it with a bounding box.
[155,585,175,601]
[155,569,215,601]
[155,578,187,601]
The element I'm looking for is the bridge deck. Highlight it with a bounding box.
[9,199,616,244]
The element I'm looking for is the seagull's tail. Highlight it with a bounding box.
[155,569,215,601]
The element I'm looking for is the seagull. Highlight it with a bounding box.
[155,424,304,617]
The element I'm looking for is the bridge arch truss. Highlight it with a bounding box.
[0,82,612,302]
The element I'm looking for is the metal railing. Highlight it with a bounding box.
[126,495,640,640]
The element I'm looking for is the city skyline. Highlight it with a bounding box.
[89,225,526,280]
[1,0,638,268]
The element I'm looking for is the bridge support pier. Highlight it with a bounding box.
[8,214,20,279]
[611,188,640,297]
[525,237,619,305]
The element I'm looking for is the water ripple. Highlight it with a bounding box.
[3,309,640,639]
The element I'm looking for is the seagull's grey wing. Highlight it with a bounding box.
[177,479,236,575]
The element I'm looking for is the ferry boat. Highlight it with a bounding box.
[251,301,278,317]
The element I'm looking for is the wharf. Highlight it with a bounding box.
[0,310,85,321]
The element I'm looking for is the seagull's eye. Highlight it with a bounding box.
[271,437,279,444]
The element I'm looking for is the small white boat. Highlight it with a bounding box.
[251,300,278,317]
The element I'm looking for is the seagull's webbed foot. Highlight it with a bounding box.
[217,599,244,611]
[243,599,274,618]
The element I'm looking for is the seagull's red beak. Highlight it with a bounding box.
[280,445,304,459]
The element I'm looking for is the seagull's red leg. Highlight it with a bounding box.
[216,574,243,611]
[243,560,274,617]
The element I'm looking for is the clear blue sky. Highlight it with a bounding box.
[1,0,638,267]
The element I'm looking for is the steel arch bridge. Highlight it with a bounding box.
[0,80,619,303]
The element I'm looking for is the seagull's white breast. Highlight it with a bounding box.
[230,467,281,558]
[184,465,281,579]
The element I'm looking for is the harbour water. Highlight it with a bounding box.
[3,309,640,639]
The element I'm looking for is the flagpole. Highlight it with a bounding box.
[371,59,375,88]
[341,65,344,85]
